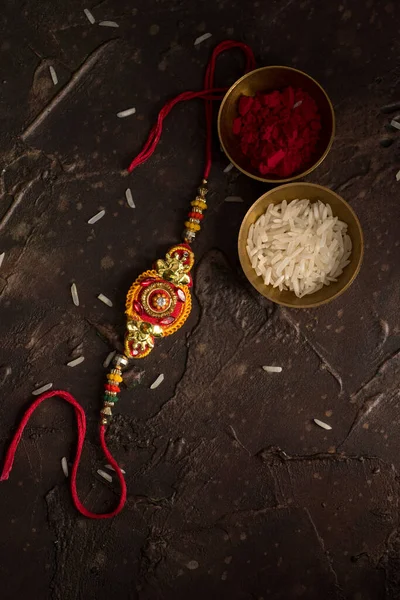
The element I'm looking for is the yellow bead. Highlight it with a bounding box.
[185,221,200,232]
[191,199,207,210]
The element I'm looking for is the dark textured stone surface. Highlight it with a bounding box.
[0,1,399,599]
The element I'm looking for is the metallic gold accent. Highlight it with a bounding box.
[156,251,192,286]
[104,401,115,407]
[112,354,129,368]
[101,407,113,416]
[101,417,109,426]
[125,320,163,355]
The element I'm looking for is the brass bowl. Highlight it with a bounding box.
[218,66,335,183]
[238,183,364,308]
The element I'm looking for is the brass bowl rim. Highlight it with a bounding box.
[238,182,364,308]
[218,65,336,184]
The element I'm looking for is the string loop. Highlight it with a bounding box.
[1,390,127,519]
[128,40,256,178]
[1,40,256,519]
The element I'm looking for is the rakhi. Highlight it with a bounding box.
[0,41,255,519]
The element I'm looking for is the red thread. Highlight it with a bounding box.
[1,41,256,520]
[128,40,256,179]
[0,390,127,519]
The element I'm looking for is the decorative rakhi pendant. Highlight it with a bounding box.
[124,244,195,358]
[101,180,208,426]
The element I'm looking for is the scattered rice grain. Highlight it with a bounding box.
[67,356,85,367]
[390,119,400,131]
[71,283,79,306]
[103,350,116,368]
[32,382,53,395]
[61,457,69,477]
[88,210,105,224]
[99,20,119,28]
[97,469,113,483]
[104,463,126,474]
[396,170,400,182]
[150,373,164,389]
[125,188,135,208]
[84,8,96,24]
[223,162,234,173]
[98,293,113,307]
[117,107,136,118]
[49,66,58,85]
[0,252,4,268]
[293,100,303,108]
[262,366,282,373]
[314,418,332,431]
[194,32,212,45]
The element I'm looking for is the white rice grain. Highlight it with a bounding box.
[150,373,164,389]
[396,169,400,182]
[103,350,116,368]
[125,188,135,208]
[117,107,136,118]
[88,210,105,224]
[262,366,282,373]
[97,469,113,483]
[84,8,96,24]
[99,21,119,28]
[32,382,53,395]
[390,119,400,131]
[104,463,126,474]
[49,66,58,85]
[71,283,79,307]
[0,252,4,268]
[67,356,85,367]
[98,293,113,307]
[293,100,303,108]
[223,162,234,173]
[61,457,69,477]
[194,32,212,46]
[247,199,351,298]
[314,418,332,431]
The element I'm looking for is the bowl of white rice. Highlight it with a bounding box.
[238,183,363,308]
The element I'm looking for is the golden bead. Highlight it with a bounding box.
[198,185,208,197]
[101,406,112,416]
[101,418,109,426]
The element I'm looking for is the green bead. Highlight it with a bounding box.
[103,393,118,402]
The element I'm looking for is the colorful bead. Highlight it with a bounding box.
[103,394,118,402]
[112,354,129,368]
[107,373,123,382]
[191,199,207,210]
[188,211,204,220]
[105,383,120,393]
[183,229,196,243]
[184,221,201,232]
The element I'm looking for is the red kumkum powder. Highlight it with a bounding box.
[232,86,322,178]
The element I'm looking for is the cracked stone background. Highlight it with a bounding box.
[0,0,399,598]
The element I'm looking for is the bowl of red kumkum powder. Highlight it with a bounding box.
[218,66,335,182]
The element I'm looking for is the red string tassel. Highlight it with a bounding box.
[1,40,256,519]
[128,40,256,179]
[0,391,127,519]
